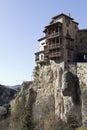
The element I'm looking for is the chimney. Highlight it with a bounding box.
[69,13,71,17]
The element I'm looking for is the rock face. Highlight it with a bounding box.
[10,81,37,130]
[10,61,87,130]
[32,61,82,130]
[77,63,87,126]
[62,71,81,105]
[61,71,82,129]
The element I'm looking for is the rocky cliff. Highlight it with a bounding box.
[32,61,82,130]
[9,61,87,130]
[10,81,36,130]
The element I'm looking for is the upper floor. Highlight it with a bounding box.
[35,13,87,65]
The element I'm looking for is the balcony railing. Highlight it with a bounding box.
[46,32,62,39]
[35,51,44,61]
[49,43,60,50]
[36,59,45,63]
[49,52,61,58]
[35,55,45,63]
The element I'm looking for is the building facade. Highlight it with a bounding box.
[35,13,87,67]
[35,37,46,64]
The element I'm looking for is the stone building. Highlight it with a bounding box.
[78,29,87,62]
[35,13,87,68]
[34,14,87,128]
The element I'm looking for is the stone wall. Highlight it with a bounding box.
[78,31,87,53]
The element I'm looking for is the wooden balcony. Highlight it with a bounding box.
[49,52,61,58]
[35,54,46,64]
[46,32,62,39]
[36,59,45,64]
[49,43,60,50]
[35,51,45,63]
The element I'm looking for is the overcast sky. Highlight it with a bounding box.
[0,0,87,85]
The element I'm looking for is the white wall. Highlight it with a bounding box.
[38,38,46,61]
[39,39,46,52]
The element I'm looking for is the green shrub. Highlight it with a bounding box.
[33,66,39,77]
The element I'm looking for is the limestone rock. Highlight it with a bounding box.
[9,61,85,130]
[0,106,7,116]
[62,71,81,105]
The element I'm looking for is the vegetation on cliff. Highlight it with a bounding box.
[10,82,35,130]
[0,84,17,130]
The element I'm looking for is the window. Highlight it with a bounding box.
[58,27,62,33]
[41,54,44,60]
[75,25,77,29]
[56,26,58,32]
[52,39,55,43]
[77,53,87,62]
[80,33,82,36]
[48,29,50,34]
[41,42,45,45]
[60,38,62,44]
[56,38,59,43]
[80,39,83,43]
[65,17,70,26]
[66,30,71,37]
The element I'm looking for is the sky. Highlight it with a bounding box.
[0,0,87,86]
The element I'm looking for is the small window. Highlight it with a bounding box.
[60,38,62,44]
[41,42,45,45]
[56,26,58,32]
[41,55,44,60]
[75,25,77,29]
[80,39,83,43]
[66,30,71,37]
[48,29,50,34]
[65,17,70,26]
[80,33,82,36]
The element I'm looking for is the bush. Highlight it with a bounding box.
[33,66,39,78]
